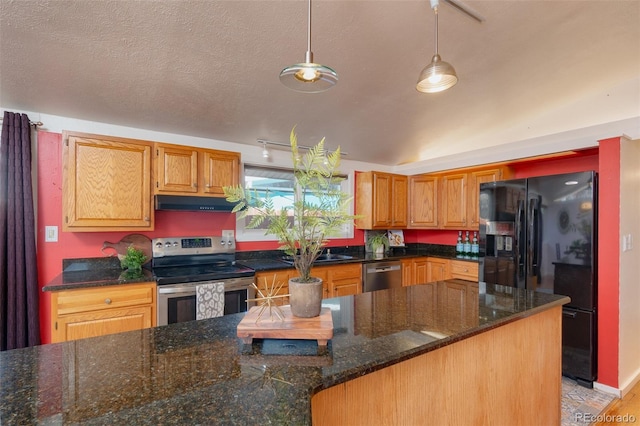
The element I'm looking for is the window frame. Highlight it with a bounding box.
[234,163,355,242]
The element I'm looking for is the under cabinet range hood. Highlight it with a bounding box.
[155,195,237,212]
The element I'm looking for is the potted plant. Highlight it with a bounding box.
[367,233,390,256]
[224,128,357,318]
[120,246,147,271]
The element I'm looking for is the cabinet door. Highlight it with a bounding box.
[55,306,153,342]
[372,173,392,228]
[426,258,448,283]
[467,168,502,229]
[414,258,429,284]
[202,150,240,196]
[401,259,414,286]
[440,173,467,228]
[63,132,153,231]
[155,144,199,193]
[409,175,439,228]
[391,175,408,228]
[255,270,293,305]
[328,264,362,297]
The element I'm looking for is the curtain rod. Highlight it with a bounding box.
[257,138,349,156]
[0,118,43,127]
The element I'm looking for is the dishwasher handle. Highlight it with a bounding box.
[366,264,401,273]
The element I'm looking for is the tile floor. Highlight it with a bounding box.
[562,377,616,426]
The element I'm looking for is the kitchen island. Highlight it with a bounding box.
[1,281,568,425]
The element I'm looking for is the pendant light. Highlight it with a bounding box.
[416,0,458,93]
[279,0,338,93]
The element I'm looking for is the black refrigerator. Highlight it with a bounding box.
[479,171,597,387]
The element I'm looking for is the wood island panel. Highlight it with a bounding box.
[312,305,562,426]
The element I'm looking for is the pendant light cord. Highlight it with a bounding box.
[305,0,313,63]
[434,6,439,56]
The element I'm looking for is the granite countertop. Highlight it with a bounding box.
[2,282,569,425]
[237,244,478,272]
[42,257,154,292]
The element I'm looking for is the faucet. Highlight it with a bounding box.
[327,249,331,256]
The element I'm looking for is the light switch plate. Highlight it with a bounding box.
[45,226,58,242]
[222,230,235,240]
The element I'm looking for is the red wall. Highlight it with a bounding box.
[35,131,364,343]
[596,138,621,388]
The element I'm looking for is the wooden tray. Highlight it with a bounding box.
[237,306,333,346]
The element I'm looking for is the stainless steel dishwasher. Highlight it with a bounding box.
[362,261,402,292]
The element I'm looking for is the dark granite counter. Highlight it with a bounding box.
[42,257,154,292]
[2,282,568,425]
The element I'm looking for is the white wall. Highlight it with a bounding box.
[618,137,640,395]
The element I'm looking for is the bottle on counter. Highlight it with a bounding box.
[456,231,464,258]
[464,231,471,259]
[472,231,479,259]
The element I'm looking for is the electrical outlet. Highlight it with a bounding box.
[45,226,58,242]
[622,234,633,252]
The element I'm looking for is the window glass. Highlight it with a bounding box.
[236,165,353,241]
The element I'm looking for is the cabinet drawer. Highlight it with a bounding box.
[449,261,479,281]
[54,283,155,316]
[330,264,362,280]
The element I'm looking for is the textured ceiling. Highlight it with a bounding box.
[1,0,639,166]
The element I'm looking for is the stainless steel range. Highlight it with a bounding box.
[152,236,256,326]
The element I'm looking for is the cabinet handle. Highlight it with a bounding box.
[105,298,112,305]
[206,184,211,188]
[193,183,198,188]
[144,216,150,221]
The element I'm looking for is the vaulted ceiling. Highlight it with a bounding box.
[1,0,639,166]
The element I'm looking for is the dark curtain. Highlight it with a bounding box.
[0,111,40,350]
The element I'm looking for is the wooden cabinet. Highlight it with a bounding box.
[326,263,362,298]
[62,131,154,232]
[408,175,439,228]
[402,257,429,286]
[254,263,361,302]
[426,257,449,283]
[449,259,479,281]
[154,143,240,197]
[467,168,504,228]
[51,282,156,343]
[355,171,408,229]
[440,172,468,229]
[254,269,295,305]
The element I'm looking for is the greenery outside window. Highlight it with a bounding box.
[235,165,354,241]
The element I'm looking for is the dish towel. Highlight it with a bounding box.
[196,282,225,320]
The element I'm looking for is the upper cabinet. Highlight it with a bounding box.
[62,131,154,232]
[409,175,439,228]
[355,171,408,230]
[440,172,467,229]
[154,143,240,197]
[409,166,510,231]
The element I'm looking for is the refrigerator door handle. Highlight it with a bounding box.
[516,199,525,281]
[562,309,577,318]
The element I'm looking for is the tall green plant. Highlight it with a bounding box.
[224,128,357,283]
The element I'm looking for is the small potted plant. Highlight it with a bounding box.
[120,246,147,271]
[367,233,390,256]
[224,128,357,318]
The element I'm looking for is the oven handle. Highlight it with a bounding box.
[158,286,196,295]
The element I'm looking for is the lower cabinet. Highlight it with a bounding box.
[50,282,156,343]
[254,263,362,303]
[449,259,479,281]
[403,257,478,285]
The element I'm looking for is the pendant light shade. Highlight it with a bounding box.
[416,1,458,93]
[279,0,337,93]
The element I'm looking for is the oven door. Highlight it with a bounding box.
[157,278,256,326]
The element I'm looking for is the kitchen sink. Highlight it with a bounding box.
[315,254,354,262]
[281,253,354,264]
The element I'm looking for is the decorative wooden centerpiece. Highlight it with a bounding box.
[237,306,333,347]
